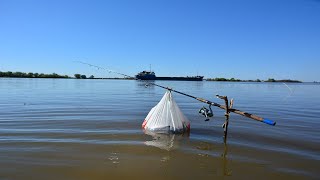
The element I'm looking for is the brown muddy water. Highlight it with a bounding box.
[0,78,319,180]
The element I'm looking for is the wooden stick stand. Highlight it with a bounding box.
[217,95,234,143]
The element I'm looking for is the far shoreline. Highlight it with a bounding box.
[0,71,313,83]
[1,77,317,83]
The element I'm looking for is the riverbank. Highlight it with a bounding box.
[0,71,304,82]
[206,78,302,83]
[0,71,69,78]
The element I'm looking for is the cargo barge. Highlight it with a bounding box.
[135,71,203,81]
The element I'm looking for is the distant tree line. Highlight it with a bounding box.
[264,78,301,83]
[0,71,100,79]
[0,71,69,78]
[206,77,301,83]
[207,77,242,82]
[74,74,94,79]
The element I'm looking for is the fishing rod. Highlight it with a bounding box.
[75,61,276,126]
[148,83,276,126]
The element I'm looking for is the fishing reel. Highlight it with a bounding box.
[199,105,213,121]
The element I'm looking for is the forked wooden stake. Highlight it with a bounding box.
[216,95,231,142]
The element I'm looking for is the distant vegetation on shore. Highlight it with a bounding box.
[74,74,90,79]
[0,71,69,78]
[73,74,133,80]
[0,71,132,80]
[0,71,302,83]
[206,78,302,83]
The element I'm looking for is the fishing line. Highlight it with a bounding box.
[73,61,132,78]
[283,82,293,93]
[282,82,295,102]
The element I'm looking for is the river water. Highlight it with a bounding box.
[0,78,319,180]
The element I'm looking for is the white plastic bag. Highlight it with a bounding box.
[142,90,190,133]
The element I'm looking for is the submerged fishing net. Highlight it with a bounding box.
[142,90,190,133]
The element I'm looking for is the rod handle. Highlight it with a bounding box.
[262,119,276,126]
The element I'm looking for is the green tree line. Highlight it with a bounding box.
[206,77,301,83]
[0,71,69,78]
[74,74,94,79]
[206,77,243,82]
[207,77,242,82]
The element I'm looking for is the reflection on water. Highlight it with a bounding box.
[222,144,232,177]
[0,79,319,179]
[145,130,232,177]
[144,130,188,151]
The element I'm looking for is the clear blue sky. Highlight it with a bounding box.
[0,0,319,81]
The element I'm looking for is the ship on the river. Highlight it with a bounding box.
[135,71,204,81]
